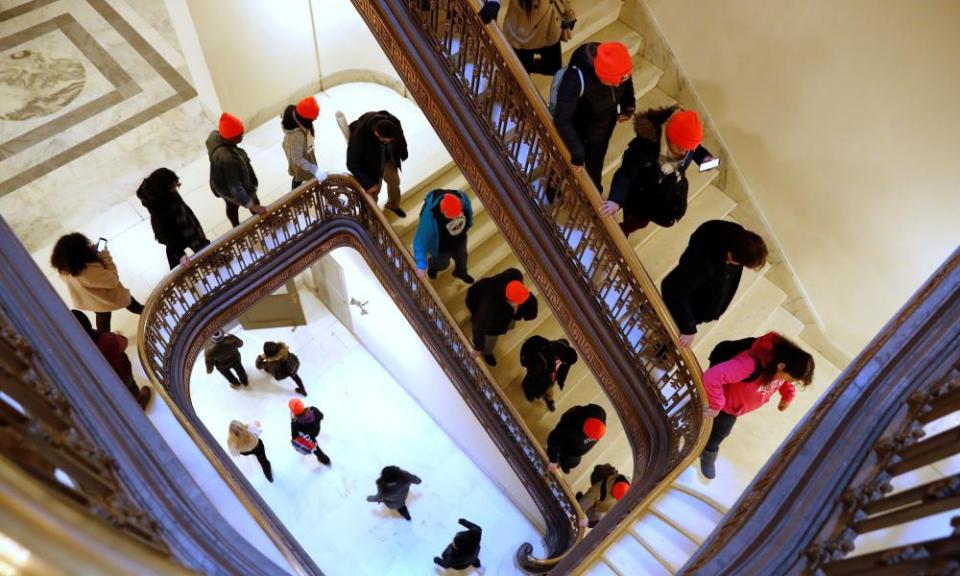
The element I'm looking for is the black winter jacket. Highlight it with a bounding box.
[436,518,482,569]
[608,107,701,227]
[661,220,747,335]
[290,406,323,440]
[204,335,243,372]
[255,346,300,381]
[547,403,606,463]
[367,467,422,510]
[553,43,636,165]
[466,268,538,349]
[206,131,258,207]
[346,110,409,190]
[137,188,208,250]
[520,336,578,401]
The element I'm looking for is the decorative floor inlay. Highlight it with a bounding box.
[0,0,195,196]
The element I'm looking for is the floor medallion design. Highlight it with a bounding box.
[0,49,86,121]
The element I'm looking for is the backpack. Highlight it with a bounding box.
[708,338,763,382]
[549,66,584,114]
[647,174,689,227]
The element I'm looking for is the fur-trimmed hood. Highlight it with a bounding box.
[633,105,679,144]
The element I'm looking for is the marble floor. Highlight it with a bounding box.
[189,273,540,575]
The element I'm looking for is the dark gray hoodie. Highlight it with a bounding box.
[206,130,258,207]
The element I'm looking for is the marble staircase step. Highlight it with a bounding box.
[584,559,620,576]
[604,530,672,576]
[632,511,699,572]
[651,486,725,545]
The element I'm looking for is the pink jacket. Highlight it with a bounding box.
[703,334,795,416]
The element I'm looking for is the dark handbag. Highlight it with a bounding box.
[553,0,577,42]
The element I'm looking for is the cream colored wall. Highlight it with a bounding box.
[642,0,960,355]
[313,0,404,93]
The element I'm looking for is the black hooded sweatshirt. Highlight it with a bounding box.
[547,404,606,463]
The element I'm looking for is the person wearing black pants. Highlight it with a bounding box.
[228,420,272,482]
[434,518,483,569]
[136,167,210,270]
[94,298,144,333]
[366,465,422,521]
[705,411,737,453]
[204,330,248,387]
[478,0,569,76]
[289,399,331,466]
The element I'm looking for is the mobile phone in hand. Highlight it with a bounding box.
[698,156,720,172]
[96,237,107,252]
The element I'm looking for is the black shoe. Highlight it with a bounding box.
[137,387,152,409]
[264,463,274,483]
[316,451,331,466]
[427,267,438,279]
[433,557,443,567]
[546,399,556,412]
[453,271,475,284]
[296,386,307,396]
[483,354,497,367]
[386,206,406,218]
[398,506,411,521]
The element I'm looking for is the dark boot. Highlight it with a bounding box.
[136,387,152,409]
[483,354,497,367]
[452,270,475,284]
[427,267,438,279]
[315,448,331,466]
[263,461,273,483]
[545,398,556,412]
[700,448,719,479]
[397,505,411,521]
[295,385,307,396]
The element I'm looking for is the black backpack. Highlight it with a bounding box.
[648,174,689,227]
[708,337,763,381]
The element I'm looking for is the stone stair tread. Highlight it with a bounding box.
[632,513,700,572]
[634,184,736,281]
[759,305,805,339]
[584,559,619,576]
[565,0,624,52]
[692,261,769,348]
[692,276,788,364]
[604,531,673,576]
[652,487,724,543]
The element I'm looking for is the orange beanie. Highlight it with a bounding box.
[439,193,463,218]
[583,417,606,440]
[505,280,530,305]
[288,398,305,415]
[296,96,320,121]
[218,112,244,139]
[594,42,632,85]
[611,480,629,500]
[665,110,704,151]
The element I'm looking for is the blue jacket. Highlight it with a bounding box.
[413,190,473,270]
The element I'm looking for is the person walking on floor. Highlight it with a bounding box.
[553,41,635,190]
[71,310,151,409]
[478,0,574,76]
[227,420,273,482]
[204,330,248,387]
[346,110,408,218]
[661,220,768,347]
[434,518,483,570]
[52,233,144,333]
[206,112,266,227]
[288,398,331,466]
[413,189,474,284]
[577,463,629,527]
[136,167,210,269]
[519,335,578,411]
[466,268,539,367]
[256,341,307,396]
[365,465,422,521]
[600,107,706,235]
[699,332,815,479]
[547,403,606,473]
[282,96,327,190]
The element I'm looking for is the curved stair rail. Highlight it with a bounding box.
[682,247,960,575]
[351,0,708,570]
[0,217,291,575]
[137,176,583,573]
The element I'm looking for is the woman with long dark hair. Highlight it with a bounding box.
[51,233,143,332]
[136,167,209,269]
[282,96,326,190]
[699,332,815,479]
[478,0,571,76]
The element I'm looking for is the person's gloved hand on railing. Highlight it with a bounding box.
[478,0,500,24]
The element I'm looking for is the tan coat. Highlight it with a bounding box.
[578,475,618,524]
[227,421,261,455]
[502,0,563,50]
[60,250,131,313]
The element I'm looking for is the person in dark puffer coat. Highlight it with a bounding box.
[547,403,606,473]
[288,398,330,465]
[434,518,483,569]
[661,220,768,348]
[136,167,209,269]
[519,336,578,411]
[346,110,409,217]
[366,465,422,521]
[256,341,306,396]
[552,42,636,190]
[601,107,707,236]
[204,330,247,387]
[466,268,538,367]
[206,112,266,227]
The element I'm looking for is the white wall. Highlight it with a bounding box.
[641,0,960,355]
[322,247,544,527]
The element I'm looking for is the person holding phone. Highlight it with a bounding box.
[136,167,209,269]
[51,233,144,332]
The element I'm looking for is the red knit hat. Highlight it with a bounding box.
[594,42,632,85]
[583,417,605,440]
[611,480,629,500]
[505,280,530,305]
[288,398,305,415]
[296,96,320,121]
[439,193,462,218]
[665,110,704,151]
[218,112,244,139]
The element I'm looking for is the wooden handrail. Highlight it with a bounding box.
[137,176,585,572]
[351,1,709,571]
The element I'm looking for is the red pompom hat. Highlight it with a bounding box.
[611,480,629,500]
[218,112,245,139]
[505,280,530,305]
[665,110,704,151]
[583,417,606,440]
[594,42,632,85]
[288,398,305,415]
[296,96,320,121]
[439,193,462,218]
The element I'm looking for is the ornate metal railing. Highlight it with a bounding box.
[351,0,708,570]
[138,176,583,572]
[0,217,291,575]
[682,248,960,575]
